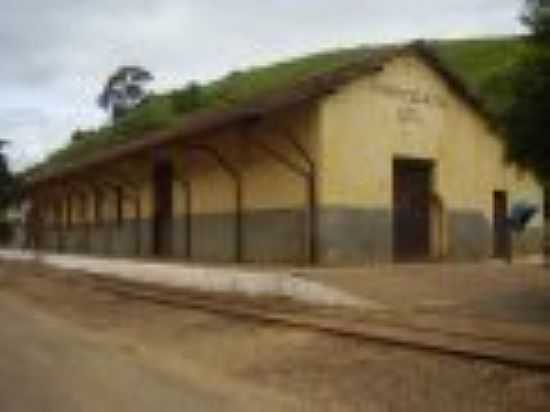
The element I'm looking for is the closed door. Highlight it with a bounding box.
[493,191,510,259]
[393,159,432,261]
[153,160,174,256]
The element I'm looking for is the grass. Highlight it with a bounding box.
[38,46,372,176]
[35,37,531,176]
[431,36,533,114]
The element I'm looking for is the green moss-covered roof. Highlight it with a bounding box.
[431,36,532,114]
[41,46,373,175]
[35,36,531,178]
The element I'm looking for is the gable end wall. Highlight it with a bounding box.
[317,52,544,264]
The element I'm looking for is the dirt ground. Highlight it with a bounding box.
[302,261,550,323]
[1,260,550,411]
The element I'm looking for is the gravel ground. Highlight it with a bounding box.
[1,261,550,411]
[302,262,550,324]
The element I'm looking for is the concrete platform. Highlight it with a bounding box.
[0,249,377,309]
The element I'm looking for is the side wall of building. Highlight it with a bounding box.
[34,53,544,265]
[318,53,544,264]
[36,105,321,263]
[170,106,320,263]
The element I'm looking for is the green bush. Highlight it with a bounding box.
[170,82,208,113]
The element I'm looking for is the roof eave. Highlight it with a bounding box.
[28,57,386,186]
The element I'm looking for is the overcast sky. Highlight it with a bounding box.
[1,0,525,170]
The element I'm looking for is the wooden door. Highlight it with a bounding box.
[493,191,510,259]
[153,159,174,257]
[393,159,432,261]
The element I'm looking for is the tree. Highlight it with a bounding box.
[501,1,550,182]
[0,140,20,212]
[97,66,153,121]
[0,140,15,212]
[0,141,19,244]
[522,0,550,41]
[503,1,550,264]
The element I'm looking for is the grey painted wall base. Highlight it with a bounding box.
[190,214,236,262]
[446,211,492,261]
[37,207,544,265]
[243,209,305,263]
[318,208,392,265]
[175,209,306,263]
[171,218,189,259]
[319,207,543,265]
[41,221,152,259]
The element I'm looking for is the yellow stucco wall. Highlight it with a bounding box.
[40,105,319,228]
[164,105,319,219]
[319,52,543,257]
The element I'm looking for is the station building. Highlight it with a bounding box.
[27,43,545,264]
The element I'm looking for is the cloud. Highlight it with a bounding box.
[0,0,525,170]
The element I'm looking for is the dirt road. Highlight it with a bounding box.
[1,261,550,411]
[0,294,293,412]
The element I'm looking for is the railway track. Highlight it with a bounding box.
[40,270,550,372]
[1,257,550,372]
